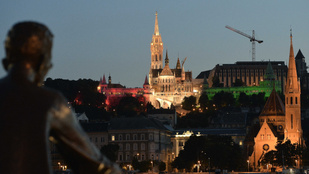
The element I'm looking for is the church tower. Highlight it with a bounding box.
[150,12,163,70]
[284,30,303,145]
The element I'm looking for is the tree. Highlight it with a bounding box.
[172,135,243,171]
[198,92,209,110]
[116,95,139,117]
[158,161,166,171]
[131,158,152,172]
[238,92,250,107]
[182,96,196,110]
[261,140,299,168]
[213,91,235,108]
[212,76,222,87]
[100,144,119,162]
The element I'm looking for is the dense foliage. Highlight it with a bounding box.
[182,96,197,110]
[172,135,243,171]
[261,140,300,167]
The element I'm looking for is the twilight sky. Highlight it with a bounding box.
[1,1,309,87]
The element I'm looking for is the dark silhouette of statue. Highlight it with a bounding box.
[0,22,121,174]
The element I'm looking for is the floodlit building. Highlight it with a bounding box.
[97,12,194,109]
[249,32,304,171]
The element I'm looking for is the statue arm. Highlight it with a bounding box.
[49,98,121,174]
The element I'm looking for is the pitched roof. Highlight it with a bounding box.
[80,122,109,132]
[161,64,173,76]
[260,88,285,116]
[109,117,167,130]
[295,49,305,60]
[161,50,173,76]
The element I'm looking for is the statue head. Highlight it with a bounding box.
[3,21,53,86]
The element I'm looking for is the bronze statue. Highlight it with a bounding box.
[0,22,121,174]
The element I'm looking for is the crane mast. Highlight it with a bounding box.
[226,25,263,61]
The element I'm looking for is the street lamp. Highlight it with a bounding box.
[247,160,249,172]
[151,161,153,173]
[197,160,201,172]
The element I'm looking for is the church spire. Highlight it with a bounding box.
[154,11,160,36]
[144,75,149,85]
[286,29,298,91]
[176,57,181,69]
[102,74,107,84]
[284,29,302,145]
[165,49,169,65]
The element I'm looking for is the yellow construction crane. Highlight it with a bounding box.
[226,25,263,61]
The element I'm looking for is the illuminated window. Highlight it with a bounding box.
[111,135,115,141]
[267,134,271,140]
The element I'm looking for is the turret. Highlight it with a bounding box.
[143,75,150,90]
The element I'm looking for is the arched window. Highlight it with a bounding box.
[166,85,168,92]
[162,85,164,91]
[296,97,298,104]
[155,55,157,61]
[287,97,288,104]
[290,97,293,104]
[159,55,161,61]
[169,85,170,91]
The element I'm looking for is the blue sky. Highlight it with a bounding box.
[1,1,309,87]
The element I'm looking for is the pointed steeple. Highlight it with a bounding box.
[144,75,149,85]
[284,29,302,145]
[154,11,160,36]
[161,50,173,76]
[102,74,107,84]
[285,29,298,91]
[176,57,181,69]
[165,49,169,65]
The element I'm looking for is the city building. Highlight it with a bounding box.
[147,108,177,128]
[97,74,152,110]
[200,62,282,99]
[249,32,304,171]
[108,117,173,165]
[148,12,194,109]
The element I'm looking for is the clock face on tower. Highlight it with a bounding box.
[263,144,269,151]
